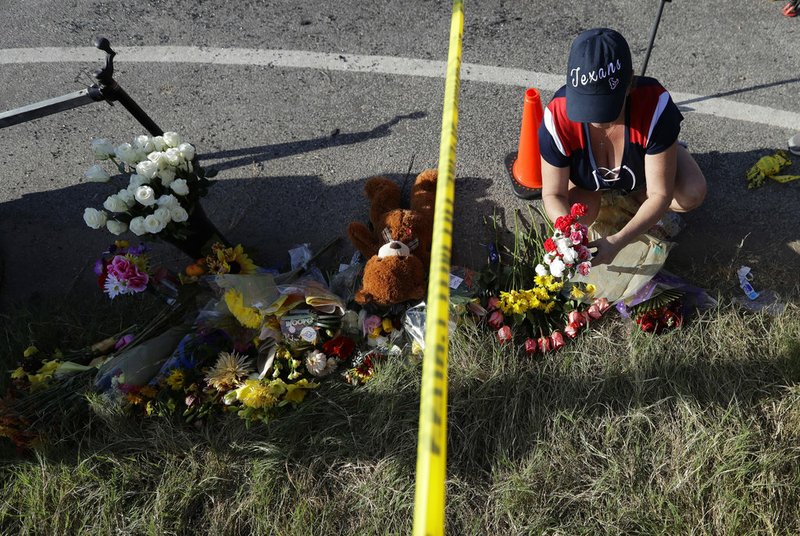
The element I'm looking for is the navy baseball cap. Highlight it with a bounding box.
[565,28,633,123]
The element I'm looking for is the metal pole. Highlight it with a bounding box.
[0,37,163,135]
[93,37,164,136]
[640,0,671,77]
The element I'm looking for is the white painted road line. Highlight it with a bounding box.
[1,46,798,130]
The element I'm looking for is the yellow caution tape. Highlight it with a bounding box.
[412,1,463,535]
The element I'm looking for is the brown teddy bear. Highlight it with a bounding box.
[347,169,437,307]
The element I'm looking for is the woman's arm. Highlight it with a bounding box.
[541,158,572,223]
[591,142,677,265]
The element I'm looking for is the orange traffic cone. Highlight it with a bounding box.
[505,87,544,199]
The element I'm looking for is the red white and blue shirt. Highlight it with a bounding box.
[538,77,683,192]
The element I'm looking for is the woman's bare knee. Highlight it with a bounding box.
[672,147,707,212]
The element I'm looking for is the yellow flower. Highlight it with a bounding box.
[585,284,597,297]
[206,351,252,391]
[381,318,393,333]
[23,346,39,358]
[224,289,264,329]
[546,280,564,292]
[534,287,550,301]
[126,392,145,405]
[38,360,59,375]
[166,369,185,390]
[126,253,149,272]
[284,378,319,404]
[11,367,26,380]
[570,286,585,299]
[544,302,556,314]
[236,379,277,409]
[207,243,257,275]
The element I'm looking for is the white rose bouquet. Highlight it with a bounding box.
[81,132,221,258]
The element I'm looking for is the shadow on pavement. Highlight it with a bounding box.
[0,166,498,312]
[199,111,427,172]
[664,146,800,296]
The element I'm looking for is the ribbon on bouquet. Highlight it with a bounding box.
[413,2,463,535]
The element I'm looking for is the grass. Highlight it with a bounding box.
[1,293,800,535]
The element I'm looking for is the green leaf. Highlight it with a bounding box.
[629,289,684,316]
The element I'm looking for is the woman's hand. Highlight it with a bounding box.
[588,235,623,266]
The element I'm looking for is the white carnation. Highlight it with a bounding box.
[170,178,190,196]
[561,247,577,265]
[91,138,115,160]
[106,219,128,235]
[305,350,336,377]
[163,131,181,147]
[134,185,157,206]
[144,214,165,234]
[84,164,110,183]
[103,194,129,213]
[549,257,566,279]
[170,205,189,222]
[178,142,195,161]
[129,216,147,236]
[157,194,180,209]
[135,160,159,180]
[83,208,108,229]
[535,264,549,276]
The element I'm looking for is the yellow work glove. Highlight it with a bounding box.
[745,150,800,188]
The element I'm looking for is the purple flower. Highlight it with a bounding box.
[115,334,135,350]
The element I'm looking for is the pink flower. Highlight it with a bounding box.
[587,304,604,319]
[568,310,585,326]
[538,336,552,353]
[577,262,591,277]
[107,255,149,292]
[114,334,135,350]
[550,331,565,350]
[107,256,135,279]
[486,296,501,311]
[496,326,513,344]
[592,297,611,313]
[126,271,149,292]
[577,246,592,261]
[362,314,382,337]
[487,310,504,330]
[524,338,538,354]
[564,322,581,338]
[570,230,584,245]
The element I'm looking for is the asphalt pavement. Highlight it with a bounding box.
[1,0,798,310]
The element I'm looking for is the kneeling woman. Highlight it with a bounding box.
[539,28,706,265]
